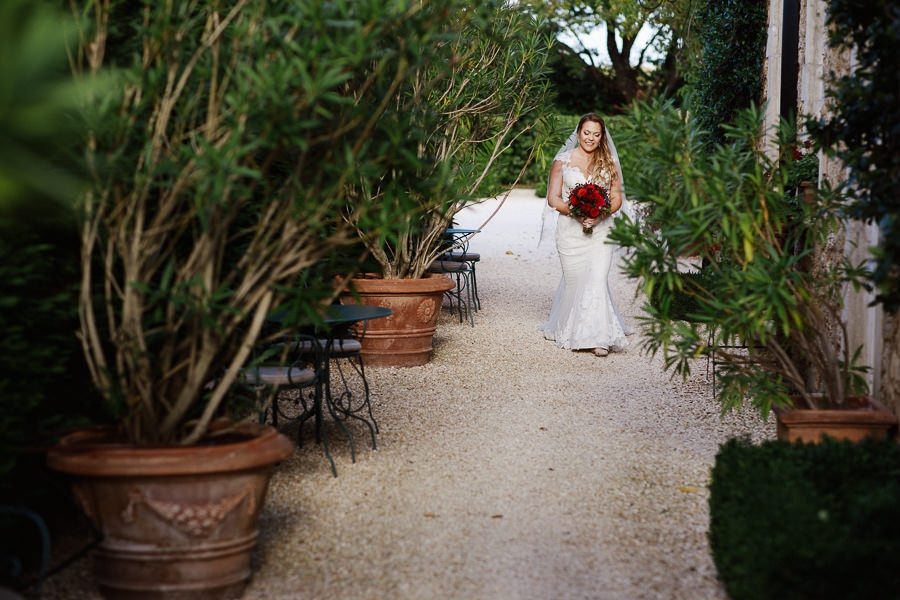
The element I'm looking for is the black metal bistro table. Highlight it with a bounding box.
[269,304,391,476]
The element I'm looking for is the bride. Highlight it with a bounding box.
[539,113,632,357]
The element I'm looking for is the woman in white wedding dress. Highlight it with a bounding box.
[539,113,632,357]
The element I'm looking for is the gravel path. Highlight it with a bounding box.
[38,189,773,600]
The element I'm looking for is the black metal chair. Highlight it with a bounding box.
[239,334,329,465]
[428,259,476,326]
[282,335,378,453]
[440,250,481,310]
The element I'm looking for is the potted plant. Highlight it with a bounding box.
[46,2,464,598]
[340,2,554,367]
[610,97,897,442]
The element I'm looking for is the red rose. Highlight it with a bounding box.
[589,207,600,218]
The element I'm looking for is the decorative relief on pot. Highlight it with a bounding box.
[72,482,96,523]
[122,483,256,537]
[416,298,437,323]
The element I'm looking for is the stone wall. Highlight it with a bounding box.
[762,0,898,411]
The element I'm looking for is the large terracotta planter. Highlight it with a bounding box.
[341,274,455,367]
[774,396,898,443]
[46,423,294,600]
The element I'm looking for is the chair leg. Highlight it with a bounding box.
[469,261,480,310]
[433,267,475,325]
[442,277,457,315]
[462,270,475,326]
[454,272,466,323]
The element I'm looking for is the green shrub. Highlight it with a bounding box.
[610,97,871,415]
[807,0,900,313]
[0,0,110,498]
[647,268,720,322]
[688,0,767,144]
[709,437,900,600]
[76,0,482,444]
[476,121,546,194]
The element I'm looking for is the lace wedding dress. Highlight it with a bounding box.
[539,149,632,351]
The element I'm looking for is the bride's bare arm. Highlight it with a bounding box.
[546,160,571,216]
[609,174,623,214]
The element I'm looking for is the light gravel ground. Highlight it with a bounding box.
[38,189,774,600]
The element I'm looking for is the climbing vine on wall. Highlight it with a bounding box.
[807,0,900,313]
[688,0,768,143]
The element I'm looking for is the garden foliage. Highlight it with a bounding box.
[74,0,481,444]
[352,2,554,280]
[609,97,870,416]
[709,437,900,600]
[0,0,108,493]
[807,0,900,313]
[688,0,767,144]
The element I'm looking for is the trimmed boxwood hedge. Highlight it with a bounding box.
[709,437,900,600]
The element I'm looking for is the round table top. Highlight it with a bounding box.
[323,304,392,324]
[267,304,392,327]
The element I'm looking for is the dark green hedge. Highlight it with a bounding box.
[648,269,720,322]
[709,437,900,600]
[0,225,108,496]
[0,0,110,501]
[689,0,767,144]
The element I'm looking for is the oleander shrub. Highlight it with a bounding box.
[74,0,483,444]
[610,97,871,416]
[476,119,548,195]
[709,437,900,600]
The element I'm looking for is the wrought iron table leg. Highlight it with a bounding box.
[314,376,338,477]
[322,346,357,466]
[332,355,378,450]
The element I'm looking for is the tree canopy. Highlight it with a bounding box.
[524,0,696,107]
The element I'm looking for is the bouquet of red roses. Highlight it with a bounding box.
[568,182,612,234]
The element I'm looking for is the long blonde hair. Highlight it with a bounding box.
[577,113,616,183]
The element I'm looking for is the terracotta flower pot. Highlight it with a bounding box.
[773,396,898,443]
[46,423,294,600]
[340,273,455,367]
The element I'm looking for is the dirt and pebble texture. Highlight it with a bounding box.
[37,189,774,600]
